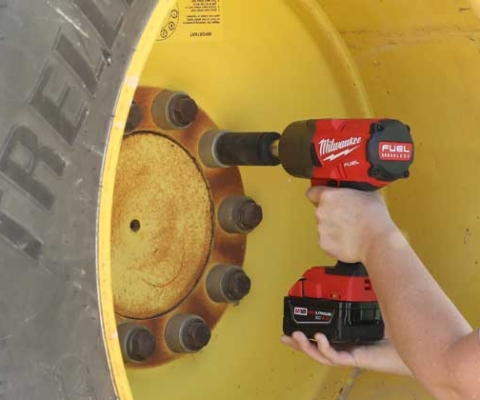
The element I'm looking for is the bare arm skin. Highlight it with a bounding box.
[282,187,480,399]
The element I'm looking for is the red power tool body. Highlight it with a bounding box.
[279,118,414,344]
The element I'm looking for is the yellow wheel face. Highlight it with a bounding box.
[100,0,480,399]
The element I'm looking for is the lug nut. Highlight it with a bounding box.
[183,320,211,351]
[238,201,263,231]
[118,324,156,363]
[173,96,198,126]
[226,270,252,301]
[218,196,263,234]
[207,265,251,303]
[125,101,142,132]
[165,314,211,353]
[151,90,199,130]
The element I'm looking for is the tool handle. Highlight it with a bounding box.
[326,261,369,277]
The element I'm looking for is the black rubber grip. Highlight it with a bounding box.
[216,132,281,166]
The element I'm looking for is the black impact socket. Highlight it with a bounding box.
[215,132,281,167]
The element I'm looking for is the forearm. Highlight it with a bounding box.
[363,227,472,397]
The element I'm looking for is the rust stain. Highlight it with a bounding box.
[111,132,213,319]
[113,86,248,368]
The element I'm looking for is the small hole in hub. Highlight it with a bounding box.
[130,219,141,232]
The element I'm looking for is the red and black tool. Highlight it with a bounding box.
[199,118,414,344]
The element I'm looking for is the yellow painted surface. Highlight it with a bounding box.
[102,0,480,399]
[129,1,368,399]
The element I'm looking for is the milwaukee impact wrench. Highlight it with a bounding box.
[199,118,414,344]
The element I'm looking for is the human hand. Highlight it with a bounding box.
[281,331,412,376]
[281,331,360,368]
[306,187,397,263]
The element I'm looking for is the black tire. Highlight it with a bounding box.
[0,1,156,398]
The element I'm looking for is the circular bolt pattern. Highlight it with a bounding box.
[225,270,251,302]
[114,86,247,367]
[170,95,199,127]
[125,102,143,132]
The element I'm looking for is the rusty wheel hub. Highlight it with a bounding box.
[112,87,259,367]
[112,133,213,319]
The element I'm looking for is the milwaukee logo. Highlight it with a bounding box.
[319,137,362,162]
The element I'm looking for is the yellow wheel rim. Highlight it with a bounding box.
[99,1,480,399]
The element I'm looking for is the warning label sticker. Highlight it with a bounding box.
[157,0,223,42]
